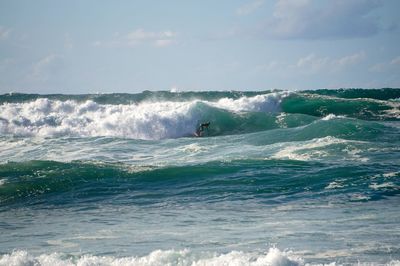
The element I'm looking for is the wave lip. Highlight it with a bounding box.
[211,91,289,113]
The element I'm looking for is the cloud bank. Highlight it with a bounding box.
[259,0,387,40]
[29,54,64,82]
[236,0,265,16]
[295,51,366,73]
[257,51,366,76]
[94,29,178,48]
[369,55,400,72]
[0,26,11,40]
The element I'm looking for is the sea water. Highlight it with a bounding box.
[0,89,399,265]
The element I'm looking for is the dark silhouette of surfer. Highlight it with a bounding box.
[195,122,210,137]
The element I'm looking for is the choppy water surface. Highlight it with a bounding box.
[0,89,399,265]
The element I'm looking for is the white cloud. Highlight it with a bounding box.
[390,56,400,65]
[334,51,366,68]
[64,33,73,50]
[296,53,330,72]
[262,61,283,71]
[257,51,366,76]
[369,55,400,72]
[0,58,15,72]
[94,29,178,48]
[295,51,366,73]
[369,62,385,72]
[0,26,11,40]
[236,0,265,16]
[29,54,64,82]
[261,0,385,40]
[251,61,288,78]
[154,39,175,47]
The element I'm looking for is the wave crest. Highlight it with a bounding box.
[0,248,302,266]
[0,93,287,140]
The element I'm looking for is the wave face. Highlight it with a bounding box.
[0,88,400,265]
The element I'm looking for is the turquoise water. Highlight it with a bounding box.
[0,89,399,265]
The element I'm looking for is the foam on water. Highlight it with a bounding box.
[270,136,349,161]
[321,114,346,121]
[369,182,399,190]
[0,98,198,139]
[211,92,288,113]
[0,92,286,140]
[2,248,400,266]
[0,248,301,266]
[383,171,400,178]
[325,181,345,190]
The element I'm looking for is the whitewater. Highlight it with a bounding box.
[0,88,399,265]
[0,92,286,139]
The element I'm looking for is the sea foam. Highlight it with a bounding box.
[270,136,348,161]
[0,248,302,266]
[2,248,399,266]
[212,92,288,113]
[0,93,286,140]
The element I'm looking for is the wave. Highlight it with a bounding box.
[2,248,400,266]
[0,90,277,105]
[1,89,399,140]
[1,156,399,206]
[0,92,288,139]
[281,92,400,121]
[304,88,400,101]
[2,88,399,104]
[0,248,303,266]
[0,98,199,139]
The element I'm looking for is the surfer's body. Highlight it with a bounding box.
[195,122,210,137]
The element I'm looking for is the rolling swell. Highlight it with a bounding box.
[1,154,399,207]
[281,92,399,120]
[304,88,400,101]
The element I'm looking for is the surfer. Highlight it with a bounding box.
[195,122,210,137]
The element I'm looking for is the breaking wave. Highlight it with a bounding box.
[1,89,398,140]
[0,248,303,266]
[0,92,287,139]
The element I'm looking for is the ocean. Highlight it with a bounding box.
[0,88,399,265]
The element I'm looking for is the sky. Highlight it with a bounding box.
[0,0,399,94]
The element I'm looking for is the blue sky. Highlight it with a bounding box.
[0,0,399,93]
